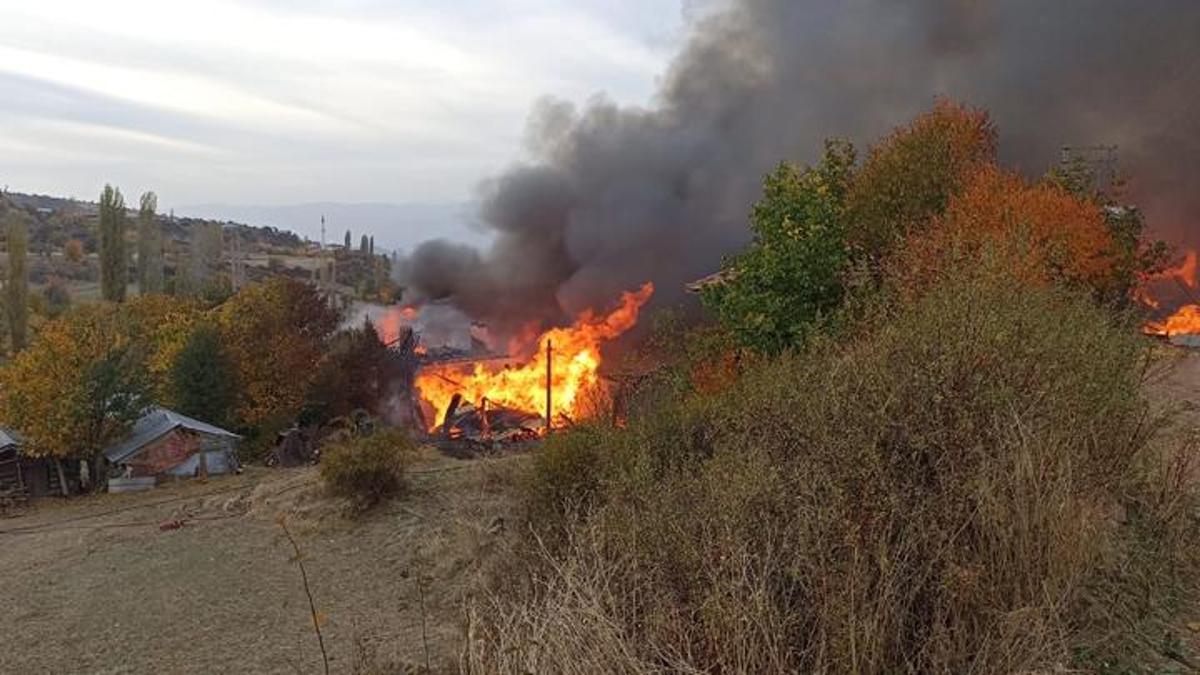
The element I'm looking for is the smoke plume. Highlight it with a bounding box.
[399,0,1200,339]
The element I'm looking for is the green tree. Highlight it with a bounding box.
[702,140,856,354]
[98,184,127,302]
[369,236,375,257]
[75,344,152,487]
[359,234,369,254]
[169,324,237,427]
[303,318,400,426]
[136,191,164,294]
[344,229,351,249]
[5,210,29,352]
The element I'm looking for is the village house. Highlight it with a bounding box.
[103,408,241,491]
[0,427,79,500]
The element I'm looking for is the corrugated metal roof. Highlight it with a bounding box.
[104,407,240,464]
[0,426,24,449]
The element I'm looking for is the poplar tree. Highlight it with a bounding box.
[98,184,127,302]
[5,211,28,352]
[360,234,369,254]
[137,191,164,294]
[344,230,351,249]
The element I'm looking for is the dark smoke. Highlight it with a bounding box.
[399,0,1200,339]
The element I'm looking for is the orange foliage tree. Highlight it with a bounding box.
[847,99,996,260]
[216,277,341,431]
[0,296,198,464]
[896,166,1117,293]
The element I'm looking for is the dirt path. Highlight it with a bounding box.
[0,449,525,674]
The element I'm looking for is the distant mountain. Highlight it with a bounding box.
[178,201,486,253]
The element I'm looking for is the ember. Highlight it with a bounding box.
[415,283,654,432]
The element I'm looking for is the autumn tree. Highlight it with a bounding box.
[136,191,164,294]
[169,324,237,427]
[63,238,85,264]
[1045,152,1169,304]
[0,304,152,486]
[847,99,996,261]
[5,210,29,351]
[98,184,127,302]
[217,278,341,430]
[702,140,856,354]
[895,167,1118,294]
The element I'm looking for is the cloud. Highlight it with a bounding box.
[0,0,684,209]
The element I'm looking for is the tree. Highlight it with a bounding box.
[369,236,375,257]
[303,318,401,426]
[98,184,127,302]
[217,278,342,428]
[137,191,164,294]
[42,277,72,317]
[702,140,856,354]
[64,238,85,264]
[0,304,152,487]
[344,230,351,249]
[359,234,368,255]
[847,99,996,261]
[5,210,29,352]
[896,166,1119,295]
[187,222,223,295]
[169,324,237,427]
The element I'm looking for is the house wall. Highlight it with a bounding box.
[124,431,238,479]
[125,431,199,478]
[0,446,22,494]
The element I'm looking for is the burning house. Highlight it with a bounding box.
[1140,249,1200,345]
[381,282,655,446]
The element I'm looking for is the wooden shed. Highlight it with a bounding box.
[0,427,78,500]
[104,408,241,486]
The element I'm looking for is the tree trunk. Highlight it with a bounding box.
[92,453,107,492]
[54,458,68,497]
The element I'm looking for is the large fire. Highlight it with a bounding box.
[415,283,654,430]
[1140,248,1200,337]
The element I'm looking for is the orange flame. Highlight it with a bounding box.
[1137,248,1199,334]
[1152,249,1199,289]
[379,305,420,344]
[415,283,654,430]
[1145,304,1200,337]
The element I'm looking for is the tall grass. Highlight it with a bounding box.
[467,267,1199,673]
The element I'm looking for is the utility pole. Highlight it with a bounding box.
[545,340,553,433]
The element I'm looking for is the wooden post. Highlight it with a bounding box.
[545,339,553,432]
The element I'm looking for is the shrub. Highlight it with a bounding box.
[475,264,1199,673]
[319,430,413,511]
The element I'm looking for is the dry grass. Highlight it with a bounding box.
[469,269,1200,674]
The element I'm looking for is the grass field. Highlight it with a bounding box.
[0,448,525,674]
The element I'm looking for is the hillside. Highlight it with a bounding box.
[0,190,397,306]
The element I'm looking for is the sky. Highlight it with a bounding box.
[0,1,691,224]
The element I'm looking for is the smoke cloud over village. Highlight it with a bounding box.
[398,0,1200,337]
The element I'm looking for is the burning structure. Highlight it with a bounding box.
[382,283,654,445]
[1141,248,1200,344]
